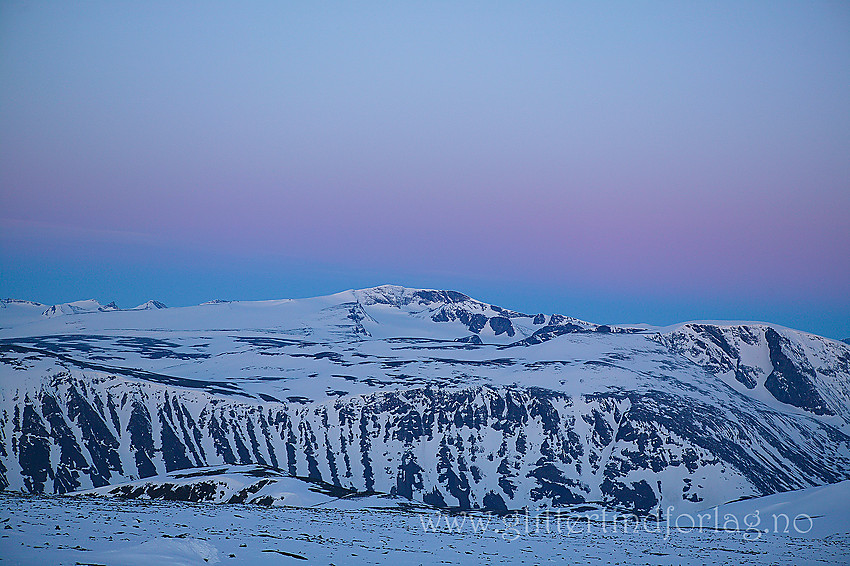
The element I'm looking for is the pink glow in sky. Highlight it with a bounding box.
[1,2,849,337]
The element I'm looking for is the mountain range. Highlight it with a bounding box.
[1,285,848,516]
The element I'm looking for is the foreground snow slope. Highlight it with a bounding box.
[1,285,848,515]
[1,487,848,566]
[700,479,850,538]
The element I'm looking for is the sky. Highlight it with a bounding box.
[1,1,849,338]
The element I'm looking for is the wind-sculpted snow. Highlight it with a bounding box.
[1,285,849,517]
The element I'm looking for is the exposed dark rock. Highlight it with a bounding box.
[19,403,51,493]
[764,328,833,415]
[488,317,515,337]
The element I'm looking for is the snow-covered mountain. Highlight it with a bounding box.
[42,299,119,318]
[1,285,848,516]
[1,298,168,328]
[131,300,168,310]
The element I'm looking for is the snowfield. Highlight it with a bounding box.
[1,485,849,566]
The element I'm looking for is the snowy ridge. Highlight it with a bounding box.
[42,299,119,318]
[0,285,849,516]
[77,464,418,509]
[1,299,44,307]
[131,300,168,310]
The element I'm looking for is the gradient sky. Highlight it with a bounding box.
[1,2,849,338]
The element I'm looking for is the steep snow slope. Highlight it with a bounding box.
[660,322,850,428]
[1,285,848,516]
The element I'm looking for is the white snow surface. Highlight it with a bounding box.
[1,486,848,565]
[698,479,850,539]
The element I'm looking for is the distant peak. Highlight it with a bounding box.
[132,300,168,310]
[42,299,118,318]
[1,298,45,307]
